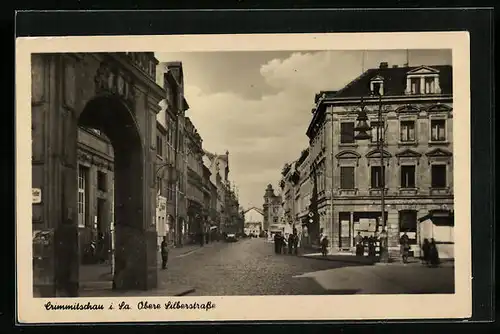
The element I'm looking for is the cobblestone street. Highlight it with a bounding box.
[161,238,374,296]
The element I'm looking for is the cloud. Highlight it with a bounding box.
[182,50,452,209]
[185,51,348,209]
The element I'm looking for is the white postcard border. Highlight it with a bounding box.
[16,32,471,323]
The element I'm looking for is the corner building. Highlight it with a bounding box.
[307,63,454,258]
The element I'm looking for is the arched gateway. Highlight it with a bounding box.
[31,53,164,296]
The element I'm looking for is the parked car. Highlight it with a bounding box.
[225,233,238,242]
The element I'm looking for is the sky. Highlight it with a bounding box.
[155,49,452,210]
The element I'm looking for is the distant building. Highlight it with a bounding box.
[243,207,264,236]
[262,184,282,232]
[305,62,454,257]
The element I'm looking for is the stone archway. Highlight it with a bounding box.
[78,96,146,290]
[31,53,163,297]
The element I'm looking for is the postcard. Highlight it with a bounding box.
[16,31,471,323]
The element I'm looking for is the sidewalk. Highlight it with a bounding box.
[78,242,222,297]
[293,261,455,294]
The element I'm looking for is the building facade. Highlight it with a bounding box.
[184,117,205,244]
[306,62,454,257]
[243,207,264,236]
[156,61,191,247]
[262,184,283,232]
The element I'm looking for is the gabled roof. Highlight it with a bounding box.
[332,65,452,98]
[244,207,264,215]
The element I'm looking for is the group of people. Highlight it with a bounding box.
[274,229,299,255]
[354,231,382,257]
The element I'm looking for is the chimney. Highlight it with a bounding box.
[379,62,389,69]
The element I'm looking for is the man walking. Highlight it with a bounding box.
[160,236,169,270]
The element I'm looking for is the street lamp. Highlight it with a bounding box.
[354,92,391,263]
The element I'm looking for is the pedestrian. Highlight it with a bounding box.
[288,233,294,255]
[273,232,280,254]
[379,228,388,257]
[428,238,440,267]
[293,229,299,255]
[368,235,376,257]
[160,236,169,270]
[421,238,430,265]
[400,232,410,263]
[320,235,329,256]
[355,231,363,256]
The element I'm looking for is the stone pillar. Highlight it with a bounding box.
[420,77,425,94]
[435,75,442,94]
[405,77,411,94]
[331,206,339,251]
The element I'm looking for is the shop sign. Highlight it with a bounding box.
[32,188,42,204]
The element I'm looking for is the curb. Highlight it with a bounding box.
[300,255,378,265]
[174,288,196,296]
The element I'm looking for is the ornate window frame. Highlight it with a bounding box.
[365,149,392,166]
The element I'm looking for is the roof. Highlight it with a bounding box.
[203,149,228,162]
[330,65,453,98]
[244,207,264,215]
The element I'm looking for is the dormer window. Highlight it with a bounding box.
[370,75,384,95]
[405,66,442,95]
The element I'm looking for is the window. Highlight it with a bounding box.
[431,165,447,188]
[156,176,162,195]
[340,167,355,189]
[410,78,420,94]
[424,77,435,94]
[430,119,446,141]
[400,120,415,142]
[97,171,107,192]
[273,217,278,223]
[340,122,355,144]
[156,135,163,156]
[370,166,385,189]
[371,121,384,143]
[400,165,416,188]
[372,82,382,95]
[399,210,417,235]
[77,166,89,228]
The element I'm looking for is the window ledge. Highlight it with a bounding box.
[430,187,451,195]
[369,188,388,196]
[429,141,449,146]
[398,141,418,147]
[339,143,358,148]
[339,188,359,196]
[399,188,418,195]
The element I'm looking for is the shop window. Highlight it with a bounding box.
[431,164,447,188]
[97,171,107,192]
[400,120,416,142]
[370,166,385,189]
[340,166,355,189]
[340,122,355,144]
[430,119,446,142]
[400,165,416,188]
[399,210,417,243]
